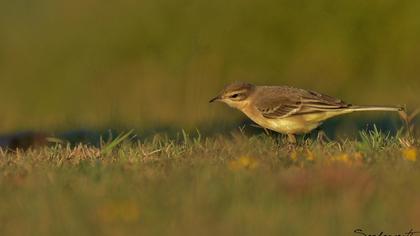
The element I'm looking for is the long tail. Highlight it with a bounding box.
[348,105,404,112]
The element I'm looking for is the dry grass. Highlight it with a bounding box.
[0,131,419,235]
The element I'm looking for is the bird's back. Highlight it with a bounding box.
[253,85,348,107]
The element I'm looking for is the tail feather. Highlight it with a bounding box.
[349,105,404,112]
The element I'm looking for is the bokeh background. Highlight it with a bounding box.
[1,0,419,134]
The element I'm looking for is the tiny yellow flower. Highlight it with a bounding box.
[290,151,298,161]
[402,148,417,162]
[306,149,315,161]
[352,152,364,166]
[331,154,351,165]
[229,156,259,170]
[353,152,364,162]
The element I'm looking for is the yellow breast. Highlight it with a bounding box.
[241,107,349,134]
[264,116,321,134]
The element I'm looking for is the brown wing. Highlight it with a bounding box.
[256,86,350,119]
[299,89,350,110]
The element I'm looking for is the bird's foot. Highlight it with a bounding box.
[286,143,297,151]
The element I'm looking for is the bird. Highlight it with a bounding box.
[209,82,403,143]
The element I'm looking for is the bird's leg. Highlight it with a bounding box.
[285,134,297,150]
[316,130,331,144]
[287,134,297,144]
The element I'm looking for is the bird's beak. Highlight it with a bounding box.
[209,95,221,103]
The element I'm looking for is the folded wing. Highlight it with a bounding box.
[256,86,350,119]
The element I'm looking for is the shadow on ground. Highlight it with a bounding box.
[0,114,417,150]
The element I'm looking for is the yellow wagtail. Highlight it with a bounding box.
[210,82,403,143]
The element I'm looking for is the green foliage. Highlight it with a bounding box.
[358,125,393,151]
[100,130,134,155]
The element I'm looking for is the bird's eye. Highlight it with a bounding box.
[230,94,239,98]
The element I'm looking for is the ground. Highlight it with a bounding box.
[0,130,419,236]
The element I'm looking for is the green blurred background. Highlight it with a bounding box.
[1,0,419,133]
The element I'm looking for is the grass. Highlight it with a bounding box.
[0,129,419,236]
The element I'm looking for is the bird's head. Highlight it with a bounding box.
[209,82,256,109]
